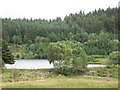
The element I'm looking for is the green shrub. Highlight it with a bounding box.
[86,65,118,78]
[106,65,113,68]
[87,56,94,61]
[58,66,85,76]
[108,51,120,65]
[16,54,21,59]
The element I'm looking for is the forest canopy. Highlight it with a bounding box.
[2,7,118,60]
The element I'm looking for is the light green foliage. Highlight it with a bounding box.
[108,51,120,65]
[12,35,22,44]
[73,53,87,67]
[35,36,48,43]
[62,41,87,67]
[24,51,34,59]
[108,39,119,51]
[48,42,73,68]
[67,32,75,41]
[48,41,88,70]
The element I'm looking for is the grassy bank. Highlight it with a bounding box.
[2,67,118,88]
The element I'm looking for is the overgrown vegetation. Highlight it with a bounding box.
[86,65,118,78]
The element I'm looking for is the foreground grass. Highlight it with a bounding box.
[2,68,118,88]
[2,76,118,88]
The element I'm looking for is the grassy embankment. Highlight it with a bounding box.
[2,66,118,88]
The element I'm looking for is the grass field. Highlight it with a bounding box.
[2,67,118,88]
[2,76,118,88]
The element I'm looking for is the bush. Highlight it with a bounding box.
[58,66,86,76]
[16,54,21,59]
[86,65,118,78]
[106,65,113,68]
[87,56,94,61]
[108,51,120,65]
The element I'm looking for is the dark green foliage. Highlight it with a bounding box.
[9,43,48,59]
[16,54,20,58]
[83,31,118,55]
[2,7,118,59]
[2,8,118,43]
[58,66,85,76]
[28,43,48,59]
[2,40,15,64]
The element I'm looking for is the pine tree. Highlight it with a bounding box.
[2,40,15,64]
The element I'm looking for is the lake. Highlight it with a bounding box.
[5,59,106,69]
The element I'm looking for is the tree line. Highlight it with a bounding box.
[2,7,118,60]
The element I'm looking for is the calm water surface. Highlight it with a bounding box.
[5,59,106,69]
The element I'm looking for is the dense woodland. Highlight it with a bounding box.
[2,7,119,60]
